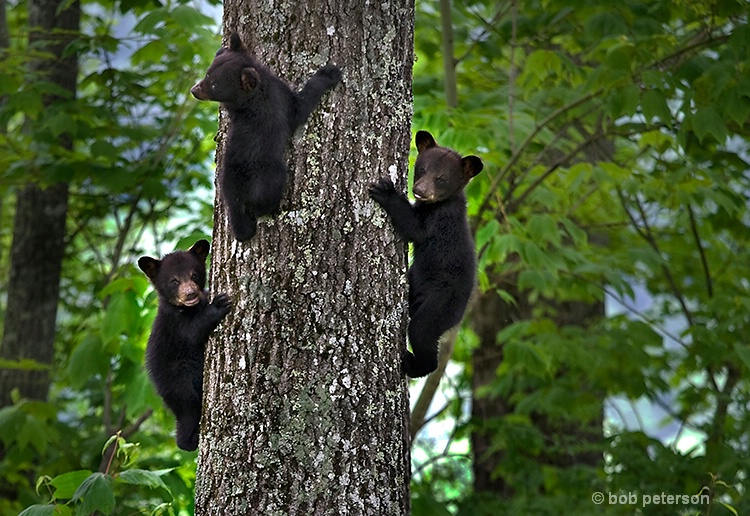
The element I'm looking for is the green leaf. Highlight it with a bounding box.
[121,366,158,417]
[726,90,750,127]
[0,406,23,445]
[50,470,93,500]
[520,50,562,86]
[642,89,672,124]
[475,219,501,251]
[117,468,171,491]
[691,107,727,144]
[101,290,141,345]
[520,241,547,268]
[560,217,587,246]
[45,113,75,138]
[504,340,550,377]
[19,414,48,453]
[494,233,521,256]
[72,473,115,515]
[734,343,750,373]
[66,335,108,388]
[527,214,561,247]
[171,6,214,30]
[18,505,56,516]
[496,321,531,344]
[90,140,117,159]
[608,84,640,117]
[729,24,750,53]
[132,40,168,64]
[604,43,635,73]
[639,129,673,152]
[518,269,550,293]
[585,11,627,40]
[100,275,149,299]
[133,8,168,35]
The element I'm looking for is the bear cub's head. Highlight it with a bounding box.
[191,32,263,107]
[138,240,210,308]
[413,130,483,203]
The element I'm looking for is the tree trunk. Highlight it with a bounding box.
[0,0,79,404]
[194,1,415,514]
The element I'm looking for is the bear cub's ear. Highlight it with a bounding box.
[138,256,161,281]
[462,155,484,178]
[229,32,244,52]
[415,130,437,153]
[241,68,261,91]
[187,239,210,263]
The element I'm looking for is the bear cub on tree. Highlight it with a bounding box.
[191,32,342,242]
[138,239,231,451]
[369,131,483,378]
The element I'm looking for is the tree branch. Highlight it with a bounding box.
[476,90,600,219]
[687,204,713,298]
[410,326,459,442]
[507,0,517,155]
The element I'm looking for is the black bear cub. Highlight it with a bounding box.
[138,239,231,451]
[369,131,483,378]
[191,32,342,242]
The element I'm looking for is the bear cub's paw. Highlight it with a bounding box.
[368,177,397,205]
[401,350,418,378]
[211,293,232,316]
[316,64,343,85]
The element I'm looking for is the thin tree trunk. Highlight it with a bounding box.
[195,1,415,513]
[0,0,79,404]
[0,0,9,270]
[439,0,457,108]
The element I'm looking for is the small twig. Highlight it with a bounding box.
[687,204,713,298]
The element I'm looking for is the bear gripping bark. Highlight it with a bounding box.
[191,32,342,242]
[369,131,483,378]
[138,239,231,450]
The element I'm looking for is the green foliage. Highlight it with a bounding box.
[0,0,220,513]
[20,435,176,515]
[412,0,750,514]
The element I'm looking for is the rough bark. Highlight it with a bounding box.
[0,0,79,404]
[195,1,414,514]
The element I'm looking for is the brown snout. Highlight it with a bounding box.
[191,82,208,100]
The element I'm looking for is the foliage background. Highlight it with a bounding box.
[1,0,749,514]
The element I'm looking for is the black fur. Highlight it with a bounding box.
[191,32,342,241]
[369,131,483,378]
[138,239,231,450]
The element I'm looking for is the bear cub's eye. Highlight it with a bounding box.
[171,278,180,286]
